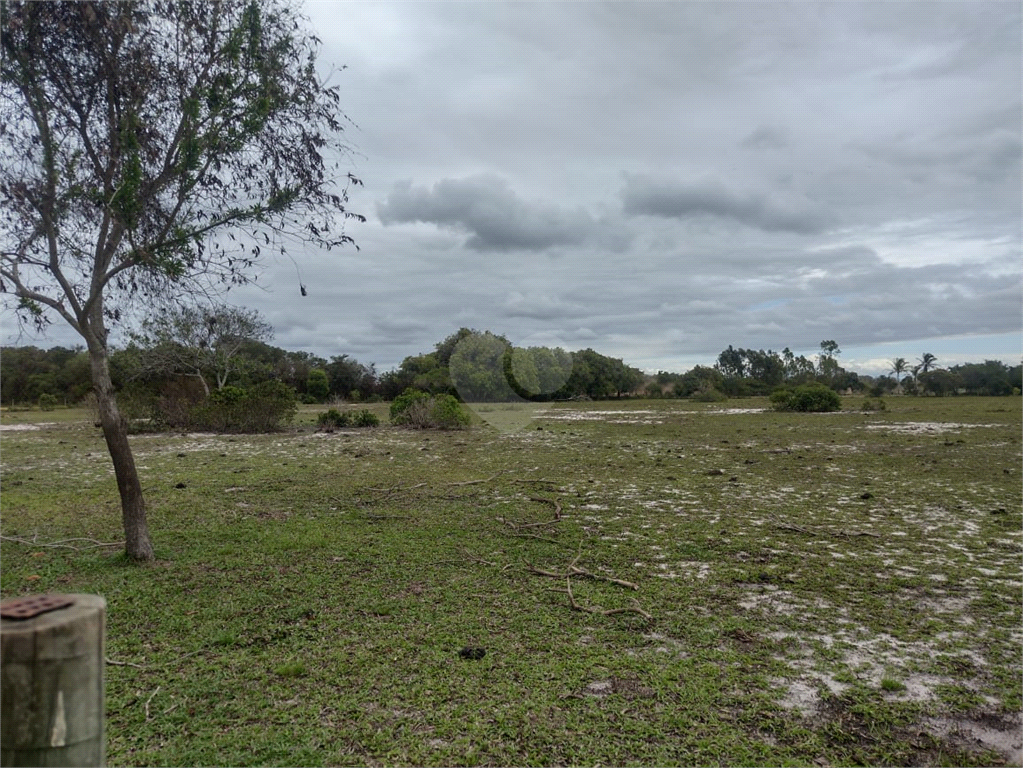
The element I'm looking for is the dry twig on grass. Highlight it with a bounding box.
[364,482,428,495]
[774,523,880,539]
[502,532,570,547]
[500,495,564,530]
[526,561,639,590]
[144,687,159,724]
[1,535,123,550]
[551,577,653,620]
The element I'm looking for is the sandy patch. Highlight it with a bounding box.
[863,421,1001,435]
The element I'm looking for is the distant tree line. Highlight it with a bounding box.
[645,340,862,399]
[873,357,1021,398]
[3,328,1019,410]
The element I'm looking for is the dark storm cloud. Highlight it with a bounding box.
[376,175,623,252]
[620,175,839,235]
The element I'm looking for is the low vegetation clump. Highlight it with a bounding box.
[690,387,728,403]
[389,388,470,429]
[189,381,298,433]
[770,383,842,412]
[316,408,380,431]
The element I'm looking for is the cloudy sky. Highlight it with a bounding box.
[8,1,1022,375]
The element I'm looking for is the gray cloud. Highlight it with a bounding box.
[9,1,1020,375]
[377,175,622,252]
[620,175,839,234]
[741,126,788,150]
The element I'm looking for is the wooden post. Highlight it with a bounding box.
[1,594,105,767]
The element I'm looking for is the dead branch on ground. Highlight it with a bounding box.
[775,523,880,539]
[1,535,123,550]
[528,562,638,590]
[499,496,564,530]
[551,577,652,620]
[502,532,570,547]
[364,482,428,495]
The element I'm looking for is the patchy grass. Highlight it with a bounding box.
[1,395,1020,767]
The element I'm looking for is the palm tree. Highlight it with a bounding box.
[918,353,938,373]
[890,357,908,384]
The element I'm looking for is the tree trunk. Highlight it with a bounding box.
[87,343,154,561]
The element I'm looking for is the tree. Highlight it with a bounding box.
[817,340,841,383]
[890,357,908,385]
[1,1,362,560]
[130,304,274,395]
[305,368,329,402]
[918,353,938,374]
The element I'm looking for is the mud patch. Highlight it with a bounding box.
[923,714,1023,765]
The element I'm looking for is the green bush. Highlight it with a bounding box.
[191,381,297,432]
[861,397,887,412]
[351,409,380,427]
[317,408,379,431]
[430,394,470,429]
[37,393,58,411]
[389,389,430,423]
[317,408,349,430]
[390,388,468,429]
[770,384,842,412]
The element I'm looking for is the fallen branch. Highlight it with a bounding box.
[527,563,639,590]
[529,496,563,520]
[106,657,145,669]
[461,548,498,566]
[500,495,564,531]
[552,578,652,620]
[364,482,427,495]
[502,532,570,547]
[774,523,880,539]
[144,687,159,724]
[1,535,123,550]
[105,648,206,670]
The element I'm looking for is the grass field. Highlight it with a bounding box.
[1,396,1020,767]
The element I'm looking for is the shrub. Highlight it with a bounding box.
[770,384,842,412]
[243,380,298,431]
[861,398,887,412]
[37,393,58,411]
[430,394,470,429]
[317,408,379,431]
[191,381,297,432]
[351,409,380,428]
[390,388,469,429]
[317,408,349,430]
[390,388,430,423]
[691,387,727,403]
[152,378,206,429]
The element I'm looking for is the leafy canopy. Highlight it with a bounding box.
[1,0,362,334]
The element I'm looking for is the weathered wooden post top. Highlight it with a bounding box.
[1,594,106,768]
